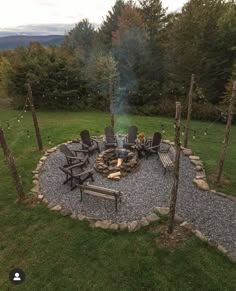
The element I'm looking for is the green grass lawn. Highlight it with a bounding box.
[0,110,236,290]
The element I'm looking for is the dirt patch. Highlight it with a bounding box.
[208,174,231,188]
[150,223,192,249]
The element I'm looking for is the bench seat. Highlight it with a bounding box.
[79,183,122,211]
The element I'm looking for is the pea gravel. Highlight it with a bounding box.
[39,142,236,251]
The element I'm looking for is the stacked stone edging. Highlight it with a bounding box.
[32,137,236,263]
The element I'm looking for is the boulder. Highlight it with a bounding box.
[70,212,77,219]
[180,221,193,231]
[194,230,208,242]
[60,208,72,216]
[128,221,140,232]
[154,207,169,215]
[110,224,119,230]
[77,214,86,221]
[37,194,44,200]
[140,217,150,227]
[119,223,128,230]
[191,160,204,167]
[146,213,160,223]
[189,155,200,160]
[227,250,236,263]
[183,149,193,156]
[95,220,112,229]
[47,201,57,209]
[51,205,62,211]
[193,178,209,191]
[195,165,203,171]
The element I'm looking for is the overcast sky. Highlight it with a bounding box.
[0,0,187,28]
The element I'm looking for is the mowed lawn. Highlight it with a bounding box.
[0,110,236,291]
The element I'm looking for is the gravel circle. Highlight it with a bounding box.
[39,141,236,251]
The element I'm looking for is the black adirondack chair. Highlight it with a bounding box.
[59,144,89,167]
[104,126,117,148]
[80,130,100,154]
[123,126,138,148]
[145,132,162,159]
[59,162,94,190]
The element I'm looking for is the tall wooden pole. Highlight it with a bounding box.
[184,74,195,148]
[27,81,43,151]
[109,76,114,128]
[168,102,181,234]
[0,127,26,202]
[216,81,236,182]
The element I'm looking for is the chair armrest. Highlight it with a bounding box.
[65,155,81,160]
[91,138,99,146]
[67,162,86,170]
[148,145,160,150]
[73,149,89,155]
[75,169,94,177]
[160,144,172,153]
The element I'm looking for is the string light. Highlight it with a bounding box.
[182,127,185,136]
[193,130,196,140]
[48,136,52,145]
[204,128,208,136]
[161,124,165,134]
[27,130,30,138]
[173,123,176,129]
[7,123,10,130]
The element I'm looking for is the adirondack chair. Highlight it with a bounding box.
[145,132,162,159]
[123,126,138,148]
[59,144,89,167]
[80,130,100,154]
[59,162,94,190]
[104,126,117,148]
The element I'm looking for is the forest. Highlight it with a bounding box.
[0,0,235,120]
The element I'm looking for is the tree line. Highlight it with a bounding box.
[0,0,235,120]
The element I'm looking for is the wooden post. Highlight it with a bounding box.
[27,81,43,151]
[184,74,195,148]
[109,76,115,128]
[0,127,26,202]
[216,81,236,182]
[168,102,181,234]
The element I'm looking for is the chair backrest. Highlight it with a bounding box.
[152,132,162,147]
[80,130,92,147]
[105,126,115,143]
[59,144,74,157]
[127,126,138,143]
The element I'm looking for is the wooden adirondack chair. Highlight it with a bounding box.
[59,144,89,167]
[80,130,100,154]
[104,126,117,148]
[145,132,162,159]
[59,162,94,190]
[123,126,138,148]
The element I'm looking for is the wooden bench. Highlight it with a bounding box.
[158,145,175,174]
[79,183,122,212]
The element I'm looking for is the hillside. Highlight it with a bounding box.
[0,35,64,50]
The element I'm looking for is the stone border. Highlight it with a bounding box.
[32,137,236,263]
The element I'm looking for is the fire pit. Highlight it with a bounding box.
[95,148,140,180]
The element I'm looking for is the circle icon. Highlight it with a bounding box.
[9,268,25,285]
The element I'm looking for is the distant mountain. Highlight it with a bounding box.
[0,35,64,50]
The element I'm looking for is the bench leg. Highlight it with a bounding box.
[80,191,83,202]
[164,167,167,175]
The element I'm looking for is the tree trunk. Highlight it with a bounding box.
[184,74,195,148]
[27,82,43,151]
[109,77,114,128]
[216,81,236,182]
[0,127,26,203]
[168,102,181,234]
